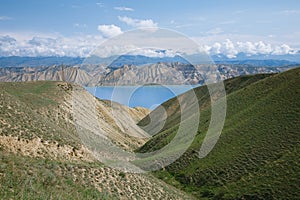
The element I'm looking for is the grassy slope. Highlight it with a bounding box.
[138,73,273,151]
[0,152,111,200]
[0,81,81,147]
[137,68,300,199]
[0,81,109,199]
[0,81,193,199]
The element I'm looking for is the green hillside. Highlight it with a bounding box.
[0,81,193,200]
[0,81,83,147]
[0,81,108,199]
[137,67,300,199]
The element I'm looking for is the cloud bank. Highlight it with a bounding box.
[201,39,296,58]
[0,35,103,57]
[0,16,12,21]
[0,34,297,58]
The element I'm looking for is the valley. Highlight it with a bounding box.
[1,1,300,199]
[0,66,299,199]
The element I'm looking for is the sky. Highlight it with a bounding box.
[0,0,300,57]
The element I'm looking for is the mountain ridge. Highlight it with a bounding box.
[1,55,299,68]
[0,62,292,86]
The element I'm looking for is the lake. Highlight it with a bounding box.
[85,85,200,109]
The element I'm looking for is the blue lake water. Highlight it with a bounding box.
[85,85,199,109]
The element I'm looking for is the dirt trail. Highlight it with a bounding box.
[0,135,94,162]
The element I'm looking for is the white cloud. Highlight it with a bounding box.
[96,2,104,7]
[175,23,195,29]
[223,39,238,58]
[97,24,123,38]
[0,34,104,57]
[202,39,296,58]
[280,10,300,15]
[93,45,178,58]
[28,36,57,46]
[0,16,12,21]
[0,35,16,44]
[73,23,87,28]
[236,41,258,54]
[273,44,294,55]
[0,33,298,58]
[210,42,222,54]
[118,16,157,28]
[130,48,176,57]
[206,28,224,35]
[114,6,134,11]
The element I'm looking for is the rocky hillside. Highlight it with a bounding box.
[0,81,193,199]
[0,63,291,86]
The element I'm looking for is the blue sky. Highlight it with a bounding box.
[0,0,300,57]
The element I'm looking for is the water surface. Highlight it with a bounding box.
[86,85,200,109]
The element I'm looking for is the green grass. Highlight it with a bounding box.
[137,67,300,199]
[0,81,59,107]
[0,151,112,200]
[0,81,81,147]
[0,81,112,198]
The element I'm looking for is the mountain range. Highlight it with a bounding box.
[0,53,299,68]
[0,62,293,86]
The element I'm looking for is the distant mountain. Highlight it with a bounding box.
[107,55,189,68]
[0,63,292,86]
[107,52,300,67]
[0,55,189,68]
[212,52,300,66]
[1,54,299,68]
[214,59,299,67]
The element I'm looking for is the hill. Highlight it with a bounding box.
[137,67,300,199]
[0,81,192,199]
